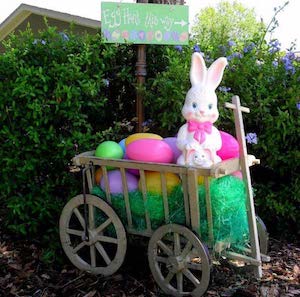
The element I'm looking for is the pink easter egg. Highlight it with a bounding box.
[217,131,240,160]
[163,137,181,163]
[232,171,243,180]
[100,170,138,194]
[127,139,173,163]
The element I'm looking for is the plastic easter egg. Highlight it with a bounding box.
[125,133,162,146]
[127,139,173,163]
[100,170,138,194]
[139,171,180,195]
[95,141,124,159]
[217,131,240,160]
[163,137,181,163]
[123,154,140,176]
[118,138,126,154]
[232,171,243,180]
[95,168,103,185]
[197,175,212,185]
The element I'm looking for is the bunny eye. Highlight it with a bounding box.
[192,102,197,109]
[208,103,213,110]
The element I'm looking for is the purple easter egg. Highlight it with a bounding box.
[123,154,140,176]
[163,137,181,163]
[100,170,138,194]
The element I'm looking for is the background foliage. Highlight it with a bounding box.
[0,1,299,262]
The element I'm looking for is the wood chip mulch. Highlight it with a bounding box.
[0,235,299,297]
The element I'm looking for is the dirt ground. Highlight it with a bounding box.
[0,231,299,297]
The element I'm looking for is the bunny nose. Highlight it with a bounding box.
[199,110,205,115]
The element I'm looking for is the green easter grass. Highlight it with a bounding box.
[92,175,249,249]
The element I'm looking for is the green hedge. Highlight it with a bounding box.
[0,27,138,259]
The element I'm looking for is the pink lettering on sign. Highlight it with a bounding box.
[147,31,154,41]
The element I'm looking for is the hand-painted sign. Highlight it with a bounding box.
[101,2,189,45]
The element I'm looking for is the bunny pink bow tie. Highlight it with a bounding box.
[187,121,213,144]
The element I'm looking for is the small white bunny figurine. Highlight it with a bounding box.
[177,148,213,168]
[176,52,228,167]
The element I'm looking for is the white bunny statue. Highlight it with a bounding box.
[176,52,228,167]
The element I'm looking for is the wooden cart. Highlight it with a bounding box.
[59,96,269,296]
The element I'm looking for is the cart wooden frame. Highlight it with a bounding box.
[59,96,269,296]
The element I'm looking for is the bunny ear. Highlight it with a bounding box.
[206,57,228,90]
[190,52,207,86]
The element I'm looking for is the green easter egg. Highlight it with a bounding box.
[95,141,124,159]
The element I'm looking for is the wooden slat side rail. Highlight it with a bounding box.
[181,173,191,226]
[234,245,271,263]
[91,165,95,187]
[86,167,94,194]
[127,228,153,238]
[160,172,170,223]
[210,158,240,177]
[187,168,201,237]
[204,176,214,248]
[73,154,210,176]
[101,166,111,204]
[120,167,133,228]
[139,169,152,232]
[227,96,262,278]
[224,251,261,266]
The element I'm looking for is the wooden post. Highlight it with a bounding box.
[136,0,148,132]
[226,96,262,278]
[135,0,185,132]
[136,44,146,132]
[187,168,201,237]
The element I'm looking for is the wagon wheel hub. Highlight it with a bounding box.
[168,256,186,273]
[85,229,98,246]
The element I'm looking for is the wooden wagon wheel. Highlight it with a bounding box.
[148,224,211,297]
[59,194,127,276]
[256,216,269,255]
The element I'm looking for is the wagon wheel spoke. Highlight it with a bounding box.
[90,245,96,268]
[181,241,193,259]
[154,256,168,264]
[174,232,181,256]
[66,228,83,237]
[94,218,112,234]
[73,208,85,229]
[186,262,203,271]
[89,204,95,229]
[97,235,118,244]
[183,268,200,286]
[157,240,173,256]
[72,241,86,254]
[95,242,111,265]
[176,272,183,293]
[165,271,175,284]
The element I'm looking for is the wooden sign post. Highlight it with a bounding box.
[101,1,189,131]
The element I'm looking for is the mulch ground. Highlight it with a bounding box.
[0,234,299,297]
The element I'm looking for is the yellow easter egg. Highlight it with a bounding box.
[198,175,213,185]
[198,175,205,185]
[139,171,180,195]
[125,133,162,146]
